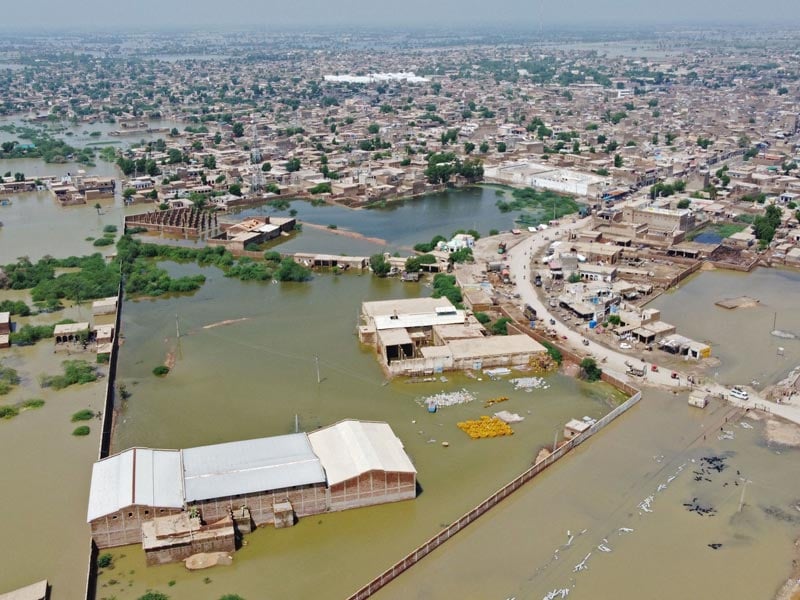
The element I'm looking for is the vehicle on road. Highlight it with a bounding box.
[582,339,590,346]
[729,386,749,400]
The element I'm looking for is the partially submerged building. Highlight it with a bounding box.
[359,297,547,375]
[207,216,296,251]
[87,420,416,558]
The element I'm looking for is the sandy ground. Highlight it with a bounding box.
[765,419,800,447]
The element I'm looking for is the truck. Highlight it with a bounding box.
[498,241,507,254]
[625,361,645,377]
[501,269,511,284]
[523,304,537,320]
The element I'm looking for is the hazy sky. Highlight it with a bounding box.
[5,0,799,29]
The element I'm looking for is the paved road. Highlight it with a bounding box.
[505,222,800,426]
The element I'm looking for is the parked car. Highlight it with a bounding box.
[729,386,749,401]
[619,343,632,350]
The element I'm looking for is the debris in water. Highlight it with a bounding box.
[739,422,753,429]
[638,495,654,513]
[419,389,476,409]
[543,590,570,599]
[573,553,592,572]
[683,498,717,517]
[509,377,550,391]
[718,430,734,441]
[597,543,612,553]
[708,543,722,550]
[618,527,634,534]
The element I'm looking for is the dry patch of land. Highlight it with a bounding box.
[765,419,800,447]
[715,296,760,309]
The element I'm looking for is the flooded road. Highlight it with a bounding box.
[375,392,800,600]
[650,268,800,388]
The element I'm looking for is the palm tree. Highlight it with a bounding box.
[94,203,101,215]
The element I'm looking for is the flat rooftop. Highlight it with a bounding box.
[447,335,546,360]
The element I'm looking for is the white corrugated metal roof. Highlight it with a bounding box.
[373,311,465,331]
[87,448,183,522]
[308,420,416,486]
[182,433,326,502]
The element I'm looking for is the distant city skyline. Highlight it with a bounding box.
[5,0,800,30]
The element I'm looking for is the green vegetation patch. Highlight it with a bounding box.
[72,425,91,436]
[0,299,31,316]
[41,360,98,390]
[687,223,747,241]
[0,363,21,395]
[71,409,95,422]
[432,273,462,306]
[153,365,170,377]
[497,188,581,226]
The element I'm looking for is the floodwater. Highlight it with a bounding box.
[375,391,800,600]
[233,185,522,252]
[0,295,106,597]
[649,268,800,389]
[0,159,146,262]
[0,116,187,150]
[98,265,623,600]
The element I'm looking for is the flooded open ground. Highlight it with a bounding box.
[97,266,620,599]
[1,180,799,600]
[650,268,800,389]
[375,392,800,600]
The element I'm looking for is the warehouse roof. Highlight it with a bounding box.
[308,420,416,486]
[181,433,326,502]
[446,335,546,360]
[87,448,184,522]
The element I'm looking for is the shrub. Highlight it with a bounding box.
[490,317,512,335]
[276,258,312,282]
[137,593,170,600]
[97,353,110,364]
[153,365,170,377]
[103,225,118,233]
[71,409,95,422]
[93,237,115,247]
[580,357,602,382]
[0,405,19,419]
[474,312,491,324]
[21,398,45,410]
[0,364,21,395]
[97,553,113,568]
[541,341,563,365]
[41,360,98,390]
[72,425,91,436]
[219,596,245,600]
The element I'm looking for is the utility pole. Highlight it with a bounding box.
[175,313,180,339]
[315,355,321,384]
[553,429,559,452]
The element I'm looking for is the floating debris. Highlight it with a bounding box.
[718,430,734,441]
[510,377,550,391]
[494,410,524,423]
[618,527,634,534]
[683,498,717,517]
[484,396,509,408]
[484,367,511,379]
[638,495,654,513]
[457,416,514,439]
[543,589,570,599]
[597,543,612,553]
[573,553,592,572]
[739,421,753,430]
[708,543,722,550]
[420,389,476,409]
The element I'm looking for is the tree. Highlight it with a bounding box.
[580,357,602,382]
[228,184,242,196]
[614,154,623,168]
[137,593,170,600]
[94,203,102,215]
[464,142,475,155]
[1,141,16,153]
[285,158,301,173]
[479,141,490,154]
[232,122,245,137]
[203,155,216,169]
[496,142,507,153]
[167,148,183,164]
[677,198,691,209]
[490,317,512,335]
[261,162,272,172]
[122,188,136,200]
[369,253,391,277]
[367,123,380,135]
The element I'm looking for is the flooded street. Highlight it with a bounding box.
[650,268,800,388]
[375,392,800,600]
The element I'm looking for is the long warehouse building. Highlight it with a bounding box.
[88,420,417,549]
